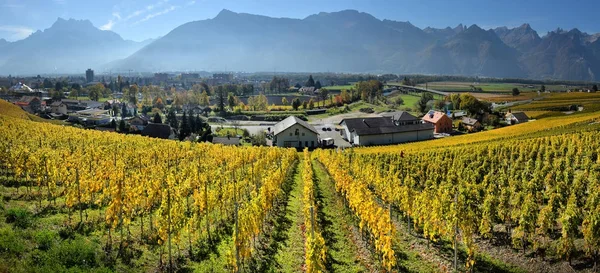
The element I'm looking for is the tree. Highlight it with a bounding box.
[118,120,127,133]
[512,88,520,96]
[315,80,322,90]
[308,99,315,110]
[302,100,308,109]
[306,75,315,87]
[281,97,289,106]
[179,112,190,141]
[43,79,53,89]
[227,92,236,109]
[318,88,329,108]
[394,96,404,106]
[292,98,301,110]
[199,91,210,106]
[417,93,434,113]
[593,85,598,92]
[153,112,162,123]
[541,85,546,92]
[215,86,226,114]
[167,108,178,129]
[340,90,351,103]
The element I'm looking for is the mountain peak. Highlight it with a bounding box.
[50,17,95,30]
[519,23,532,30]
[214,9,237,19]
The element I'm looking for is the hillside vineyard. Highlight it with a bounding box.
[315,132,600,270]
[0,115,296,272]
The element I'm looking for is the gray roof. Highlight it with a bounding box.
[510,112,529,122]
[141,123,172,139]
[273,116,318,135]
[461,117,480,126]
[341,117,433,136]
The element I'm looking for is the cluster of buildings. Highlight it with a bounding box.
[268,109,530,149]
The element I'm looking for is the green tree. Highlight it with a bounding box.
[292,98,301,110]
[541,85,546,92]
[215,86,226,114]
[417,93,434,113]
[118,120,127,133]
[318,88,329,107]
[512,88,520,96]
[153,112,162,123]
[281,97,289,106]
[306,75,315,87]
[302,100,308,109]
[308,99,315,109]
[179,112,190,141]
[593,84,598,92]
[227,92,236,109]
[315,80,322,90]
[167,108,178,129]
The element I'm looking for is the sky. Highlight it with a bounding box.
[0,0,599,42]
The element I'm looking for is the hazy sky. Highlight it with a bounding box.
[0,0,598,42]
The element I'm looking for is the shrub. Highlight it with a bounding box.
[5,207,33,229]
[51,237,100,268]
[0,227,25,256]
[34,230,57,251]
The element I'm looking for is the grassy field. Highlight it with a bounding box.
[416,81,566,93]
[326,85,355,91]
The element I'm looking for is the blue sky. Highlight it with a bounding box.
[0,0,598,42]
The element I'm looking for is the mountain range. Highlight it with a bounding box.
[1,10,600,81]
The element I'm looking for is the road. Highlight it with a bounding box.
[385,83,449,96]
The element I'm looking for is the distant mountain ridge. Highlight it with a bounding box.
[2,10,600,81]
[0,18,152,75]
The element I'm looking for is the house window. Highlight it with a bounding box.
[311,141,314,147]
[295,129,299,136]
[299,141,303,147]
[305,141,308,147]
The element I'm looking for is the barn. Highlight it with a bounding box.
[340,115,434,146]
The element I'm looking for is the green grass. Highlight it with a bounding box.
[213,127,245,137]
[326,85,355,91]
[312,160,369,273]
[274,159,306,272]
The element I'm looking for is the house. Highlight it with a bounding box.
[505,112,529,124]
[212,136,241,146]
[271,116,319,148]
[340,116,434,146]
[126,116,150,132]
[15,96,43,113]
[141,123,174,139]
[422,111,453,134]
[461,117,483,132]
[50,101,68,115]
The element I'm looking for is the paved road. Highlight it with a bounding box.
[386,83,449,96]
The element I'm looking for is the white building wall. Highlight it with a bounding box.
[274,124,319,148]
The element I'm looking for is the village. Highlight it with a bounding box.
[1,71,535,149]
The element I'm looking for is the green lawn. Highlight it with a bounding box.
[326,85,355,91]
